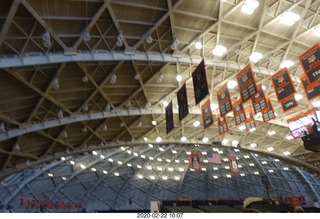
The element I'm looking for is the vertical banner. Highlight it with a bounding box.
[271,68,296,102]
[201,99,214,129]
[192,60,209,105]
[232,99,246,126]
[190,153,201,171]
[236,64,258,102]
[216,83,233,117]
[280,95,298,112]
[245,108,256,131]
[229,156,240,173]
[165,101,174,134]
[177,83,189,121]
[217,115,229,135]
[298,42,320,83]
[251,84,268,114]
[262,97,276,123]
[300,75,320,101]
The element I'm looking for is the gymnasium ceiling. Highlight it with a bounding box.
[0,0,319,178]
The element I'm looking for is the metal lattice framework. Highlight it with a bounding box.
[0,0,320,211]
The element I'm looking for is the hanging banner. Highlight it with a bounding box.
[251,84,268,114]
[262,97,276,123]
[216,83,232,117]
[201,99,214,129]
[236,64,258,102]
[229,156,240,173]
[177,83,189,121]
[280,94,298,112]
[232,99,246,126]
[300,75,320,101]
[190,153,201,171]
[207,152,221,164]
[271,68,296,102]
[245,108,256,131]
[217,115,229,135]
[298,42,320,83]
[192,60,209,105]
[165,101,174,134]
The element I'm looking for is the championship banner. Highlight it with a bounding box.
[190,153,201,171]
[271,68,296,102]
[192,60,209,105]
[251,84,268,114]
[236,64,258,102]
[216,83,232,117]
[217,115,229,135]
[232,99,246,126]
[298,42,320,83]
[177,83,189,121]
[201,99,214,129]
[280,94,298,112]
[300,75,320,101]
[245,108,256,131]
[165,101,174,134]
[262,97,276,123]
[229,156,240,173]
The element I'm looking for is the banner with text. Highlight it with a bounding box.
[217,115,229,135]
[262,97,276,123]
[177,83,189,121]
[280,94,298,112]
[251,84,268,114]
[192,60,209,105]
[299,42,320,83]
[300,75,320,101]
[232,99,246,126]
[201,99,214,129]
[245,108,256,131]
[165,101,174,134]
[236,64,258,102]
[217,83,232,117]
[271,68,296,102]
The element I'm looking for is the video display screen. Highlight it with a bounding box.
[288,110,319,138]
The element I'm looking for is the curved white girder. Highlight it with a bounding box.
[0,51,272,76]
[0,107,289,142]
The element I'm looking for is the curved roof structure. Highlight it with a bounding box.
[1,144,320,212]
[0,0,320,212]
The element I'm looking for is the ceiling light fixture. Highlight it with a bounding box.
[202,137,209,142]
[193,121,200,127]
[249,52,263,63]
[227,80,238,89]
[146,34,153,44]
[156,136,162,143]
[241,0,259,15]
[267,147,274,152]
[84,30,91,42]
[313,24,320,37]
[195,41,202,49]
[268,130,276,136]
[250,143,257,148]
[176,74,182,82]
[212,44,227,56]
[280,60,294,69]
[51,77,60,89]
[279,11,300,26]
[162,100,168,107]
[110,73,117,84]
[181,136,187,142]
[232,140,239,147]
[294,93,303,101]
[171,37,179,50]
[116,32,124,47]
[283,151,291,156]
[210,103,219,111]
[222,139,229,145]
[157,72,164,83]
